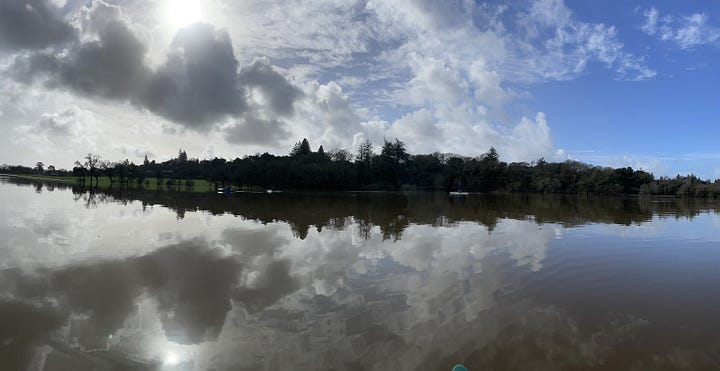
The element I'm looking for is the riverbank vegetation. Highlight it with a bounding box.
[3,138,720,197]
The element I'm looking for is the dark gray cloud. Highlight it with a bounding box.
[0,300,66,370]
[220,228,286,257]
[4,0,302,136]
[224,115,291,146]
[234,260,299,313]
[8,12,150,99]
[220,228,301,312]
[77,0,124,35]
[34,108,77,137]
[5,52,58,83]
[0,0,75,51]
[54,19,150,99]
[139,23,246,129]
[1,235,301,360]
[134,242,241,344]
[4,240,242,346]
[240,58,302,117]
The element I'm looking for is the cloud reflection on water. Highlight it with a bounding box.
[3,178,720,369]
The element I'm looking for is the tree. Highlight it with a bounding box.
[378,139,409,188]
[84,153,100,186]
[73,161,86,183]
[484,147,499,162]
[14,137,710,196]
[356,139,374,185]
[291,138,311,157]
[473,147,505,191]
[381,139,409,166]
[330,148,353,162]
[98,160,114,185]
[155,167,164,190]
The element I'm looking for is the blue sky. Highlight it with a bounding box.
[2,0,720,178]
[526,0,720,177]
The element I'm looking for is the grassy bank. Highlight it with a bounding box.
[3,174,227,193]
[3,174,77,183]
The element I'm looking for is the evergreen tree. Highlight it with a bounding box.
[356,139,374,185]
[291,138,311,157]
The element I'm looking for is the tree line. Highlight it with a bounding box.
[17,177,720,241]
[3,138,720,197]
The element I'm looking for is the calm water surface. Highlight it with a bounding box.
[2,176,720,370]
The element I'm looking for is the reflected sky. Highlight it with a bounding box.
[2,176,720,370]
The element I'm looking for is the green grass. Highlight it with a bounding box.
[3,174,76,183]
[4,174,225,193]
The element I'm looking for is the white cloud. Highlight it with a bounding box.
[201,144,216,160]
[564,151,720,179]
[354,109,563,162]
[0,0,658,167]
[400,55,469,107]
[511,1,655,82]
[641,7,660,36]
[388,109,442,153]
[504,112,559,162]
[111,143,156,160]
[641,7,720,50]
[14,105,98,151]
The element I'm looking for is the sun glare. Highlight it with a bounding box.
[163,0,202,30]
[163,352,179,366]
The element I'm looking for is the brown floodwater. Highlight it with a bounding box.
[2,175,720,370]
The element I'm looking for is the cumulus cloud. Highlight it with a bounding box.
[240,58,302,117]
[0,0,657,163]
[641,7,720,50]
[14,106,97,150]
[205,0,654,156]
[111,143,156,159]
[504,112,560,161]
[76,0,125,36]
[234,260,299,313]
[223,115,290,146]
[389,109,442,152]
[400,56,468,106]
[2,240,246,345]
[6,0,300,134]
[33,109,79,137]
[8,1,150,99]
[139,23,246,128]
[0,0,75,51]
[289,80,363,149]
[355,109,563,161]
[283,0,650,156]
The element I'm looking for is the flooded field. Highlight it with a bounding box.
[2,176,720,370]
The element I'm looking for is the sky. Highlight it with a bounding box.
[2,0,720,178]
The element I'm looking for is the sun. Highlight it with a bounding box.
[162,0,202,30]
[163,352,179,366]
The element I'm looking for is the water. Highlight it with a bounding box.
[2,176,720,370]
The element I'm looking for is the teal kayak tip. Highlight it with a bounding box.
[452,365,469,371]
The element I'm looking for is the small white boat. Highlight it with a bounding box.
[449,191,469,196]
